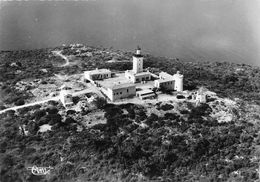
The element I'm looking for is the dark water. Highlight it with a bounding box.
[0,0,259,66]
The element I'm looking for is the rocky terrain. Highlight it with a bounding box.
[0,44,260,181]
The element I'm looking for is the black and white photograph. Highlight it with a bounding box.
[0,0,260,181]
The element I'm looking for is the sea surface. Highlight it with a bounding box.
[0,0,260,66]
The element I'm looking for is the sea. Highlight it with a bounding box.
[0,0,259,67]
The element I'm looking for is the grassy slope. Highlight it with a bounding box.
[0,46,260,181]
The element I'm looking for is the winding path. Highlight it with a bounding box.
[0,97,60,114]
[0,83,103,114]
[52,50,70,67]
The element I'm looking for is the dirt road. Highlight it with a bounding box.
[0,97,60,114]
[52,50,70,67]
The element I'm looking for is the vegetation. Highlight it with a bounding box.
[0,98,259,181]
[145,56,260,103]
[0,45,260,181]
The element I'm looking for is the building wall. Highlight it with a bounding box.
[125,71,136,83]
[84,71,111,81]
[125,71,151,83]
[91,72,111,80]
[133,56,143,74]
[134,73,151,83]
[196,94,207,103]
[60,90,73,107]
[106,86,136,101]
[174,75,183,92]
[136,90,156,100]
[159,72,173,79]
[154,80,175,90]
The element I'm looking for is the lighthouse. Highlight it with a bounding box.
[173,71,183,92]
[133,46,143,74]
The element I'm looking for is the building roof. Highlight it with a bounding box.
[155,79,175,84]
[135,71,151,77]
[173,72,184,78]
[108,83,136,90]
[126,70,151,77]
[159,72,174,79]
[85,68,111,75]
[140,93,156,99]
[133,54,143,58]
[137,89,154,95]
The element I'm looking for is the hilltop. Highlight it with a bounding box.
[0,44,260,181]
[1,44,260,107]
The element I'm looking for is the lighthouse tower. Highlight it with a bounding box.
[173,71,183,92]
[133,46,143,74]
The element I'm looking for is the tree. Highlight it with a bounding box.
[15,98,25,106]
[93,97,107,109]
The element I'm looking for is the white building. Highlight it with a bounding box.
[125,47,152,83]
[84,68,112,81]
[133,46,143,73]
[172,71,183,92]
[59,85,73,107]
[125,70,151,83]
[81,46,184,102]
[136,89,156,100]
[102,83,136,102]
[154,72,175,91]
[195,87,208,104]
[196,93,207,103]
[154,71,183,92]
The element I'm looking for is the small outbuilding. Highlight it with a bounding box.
[60,90,73,107]
[136,89,156,100]
[154,72,175,91]
[84,68,112,81]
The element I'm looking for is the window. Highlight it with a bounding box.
[120,92,122,94]
[146,77,149,80]
[127,89,129,92]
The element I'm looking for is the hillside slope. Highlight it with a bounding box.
[0,45,260,181]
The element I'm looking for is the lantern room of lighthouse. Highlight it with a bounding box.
[133,46,144,74]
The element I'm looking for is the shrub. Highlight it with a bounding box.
[15,98,25,106]
[46,106,59,115]
[47,100,59,106]
[145,113,159,126]
[33,109,46,121]
[180,110,189,114]
[160,104,174,111]
[164,113,178,120]
[47,114,62,125]
[0,105,6,110]
[64,117,76,125]
[176,95,185,99]
[67,110,76,115]
[72,96,80,104]
[93,97,107,109]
